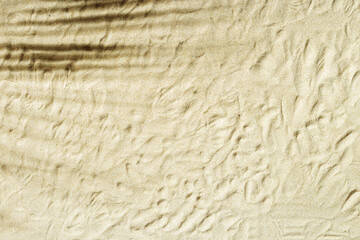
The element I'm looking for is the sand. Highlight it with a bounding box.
[1,0,360,239]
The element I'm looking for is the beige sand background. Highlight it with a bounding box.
[1,0,360,239]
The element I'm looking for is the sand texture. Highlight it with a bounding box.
[1,0,360,239]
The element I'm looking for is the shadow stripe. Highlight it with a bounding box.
[0,52,125,62]
[14,0,158,14]
[0,62,159,72]
[0,43,135,52]
[12,7,202,26]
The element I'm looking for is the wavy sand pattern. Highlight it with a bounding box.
[1,0,360,239]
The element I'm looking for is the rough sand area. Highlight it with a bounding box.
[1,0,360,239]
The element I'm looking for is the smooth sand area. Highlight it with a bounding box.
[0,0,360,239]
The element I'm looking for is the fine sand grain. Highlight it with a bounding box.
[1,0,360,239]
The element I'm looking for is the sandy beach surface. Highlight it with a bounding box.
[1,0,360,239]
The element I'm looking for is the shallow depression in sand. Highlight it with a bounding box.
[0,0,360,239]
